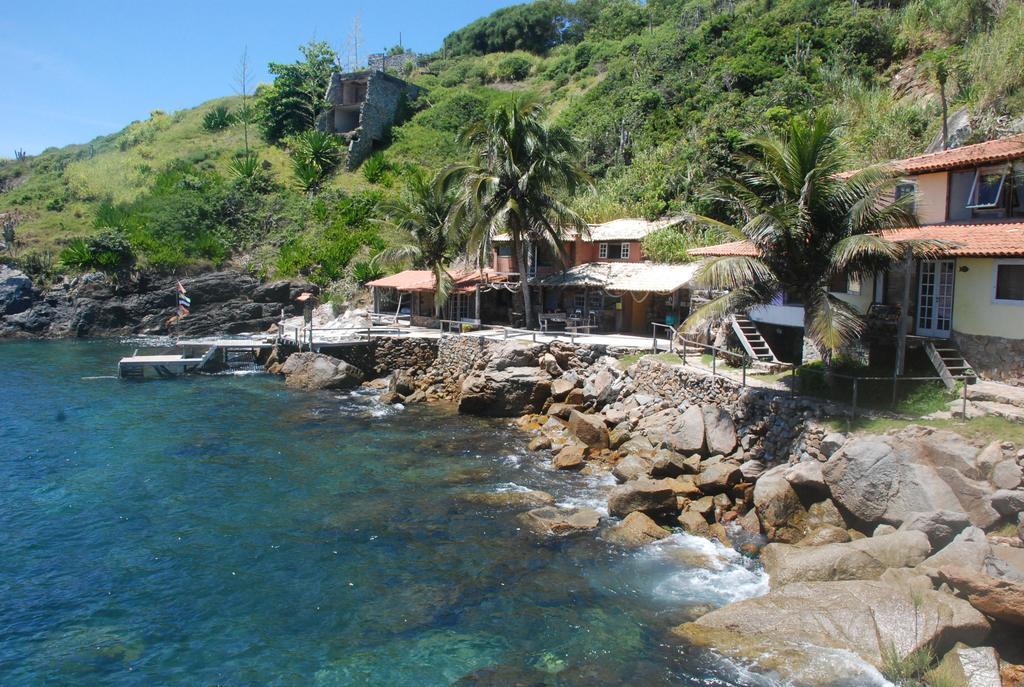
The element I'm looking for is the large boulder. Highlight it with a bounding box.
[919,527,997,579]
[612,455,653,483]
[701,405,737,455]
[552,445,586,470]
[784,461,828,496]
[694,463,741,495]
[641,405,705,454]
[938,566,1024,626]
[518,506,602,536]
[458,367,551,417]
[760,530,931,588]
[485,342,545,371]
[753,465,808,543]
[936,643,1002,687]
[280,352,364,390]
[823,429,996,529]
[0,265,33,315]
[990,489,1024,517]
[990,460,1023,490]
[568,410,609,449]
[898,510,971,550]
[603,511,670,547]
[607,478,677,518]
[674,580,990,683]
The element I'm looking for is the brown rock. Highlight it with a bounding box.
[547,402,581,420]
[695,463,742,495]
[939,565,1024,626]
[702,405,737,455]
[553,445,586,470]
[604,511,670,547]
[519,506,602,536]
[568,410,610,449]
[607,478,677,518]
[663,476,702,498]
[550,377,576,402]
[527,436,552,451]
[678,510,711,537]
[689,495,715,516]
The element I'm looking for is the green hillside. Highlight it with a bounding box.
[2,0,1021,287]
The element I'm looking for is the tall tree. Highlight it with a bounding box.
[685,111,943,364]
[372,170,463,317]
[447,98,590,329]
[256,41,338,143]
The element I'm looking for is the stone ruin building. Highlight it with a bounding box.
[316,70,421,171]
[367,51,420,73]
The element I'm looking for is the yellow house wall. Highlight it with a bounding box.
[952,258,1024,339]
[912,172,948,224]
[833,275,873,314]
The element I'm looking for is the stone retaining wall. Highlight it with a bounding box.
[953,331,1024,383]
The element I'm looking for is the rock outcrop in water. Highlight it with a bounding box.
[280,352,364,391]
[0,268,316,338]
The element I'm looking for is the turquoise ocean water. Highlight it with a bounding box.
[0,339,773,686]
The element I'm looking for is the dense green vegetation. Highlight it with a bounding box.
[2,0,1022,292]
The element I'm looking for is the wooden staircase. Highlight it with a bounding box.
[924,340,976,390]
[731,315,779,363]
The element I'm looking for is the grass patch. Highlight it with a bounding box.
[826,414,1024,446]
[617,351,682,369]
[882,643,935,686]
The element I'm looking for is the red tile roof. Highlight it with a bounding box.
[688,222,1024,259]
[366,268,507,292]
[687,239,758,257]
[843,134,1024,177]
[881,222,1024,257]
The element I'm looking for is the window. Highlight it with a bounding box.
[828,272,861,295]
[828,272,849,293]
[496,244,512,257]
[1013,163,1024,217]
[599,242,629,259]
[895,181,917,216]
[994,261,1024,303]
[967,166,1008,209]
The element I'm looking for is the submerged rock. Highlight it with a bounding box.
[603,511,669,547]
[518,506,602,536]
[458,490,556,509]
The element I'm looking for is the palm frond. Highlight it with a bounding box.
[693,256,776,290]
[682,284,777,332]
[804,290,865,354]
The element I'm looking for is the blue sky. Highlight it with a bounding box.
[0,0,514,156]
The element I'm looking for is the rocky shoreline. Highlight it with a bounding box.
[276,335,1024,686]
[0,265,317,338]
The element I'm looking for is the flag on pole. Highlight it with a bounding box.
[176,281,191,318]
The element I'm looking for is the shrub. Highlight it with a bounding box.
[351,260,384,284]
[228,154,275,193]
[494,55,533,81]
[641,225,727,263]
[362,152,395,185]
[202,106,236,132]
[289,130,342,194]
[59,231,135,274]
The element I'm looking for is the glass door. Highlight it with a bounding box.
[916,260,955,338]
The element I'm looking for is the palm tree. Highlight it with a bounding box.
[447,98,591,329]
[372,169,463,317]
[686,111,944,364]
